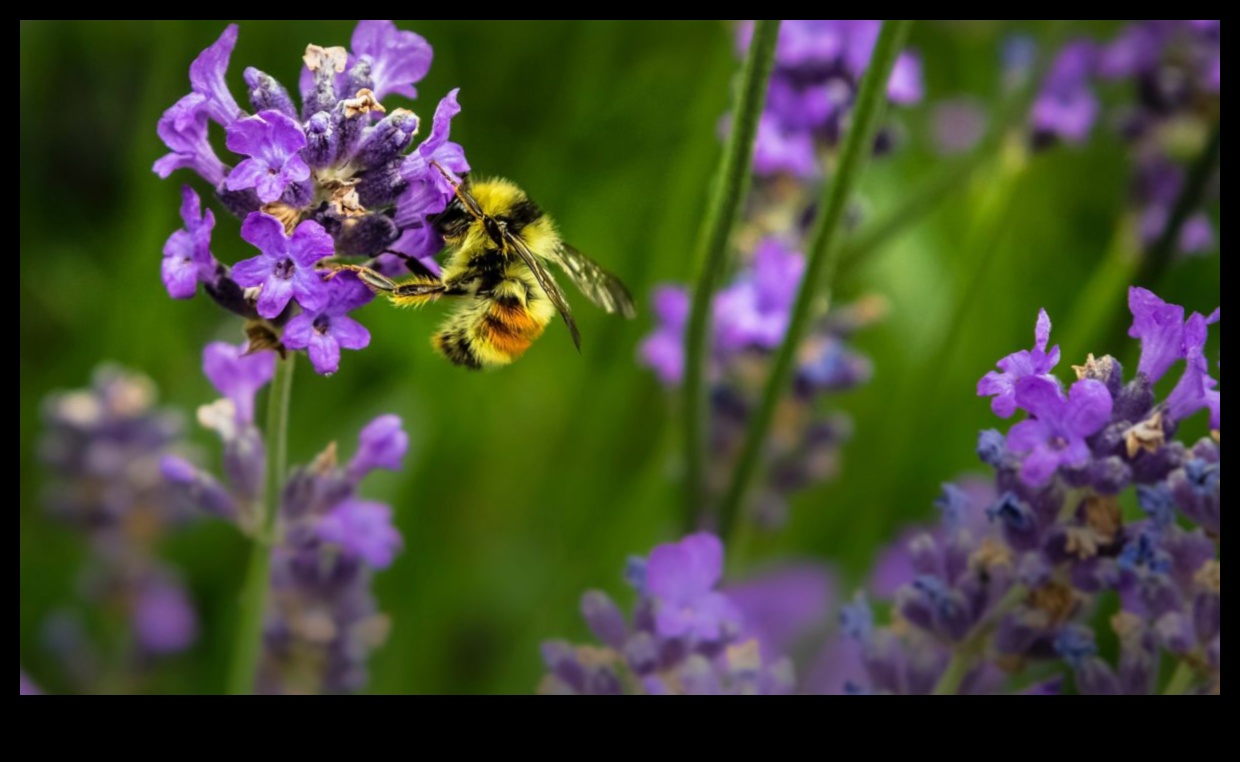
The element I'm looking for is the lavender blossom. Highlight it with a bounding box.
[224,111,311,203]
[39,367,200,665]
[202,340,275,424]
[1030,40,1098,145]
[161,185,218,299]
[280,272,373,375]
[977,308,1062,418]
[737,20,923,178]
[540,533,795,695]
[20,671,41,696]
[154,21,469,375]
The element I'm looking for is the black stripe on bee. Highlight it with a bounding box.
[482,312,522,338]
[499,199,543,232]
[435,331,482,369]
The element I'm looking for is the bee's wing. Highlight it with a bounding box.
[505,232,582,351]
[550,243,637,319]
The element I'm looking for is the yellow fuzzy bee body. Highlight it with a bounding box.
[336,172,634,369]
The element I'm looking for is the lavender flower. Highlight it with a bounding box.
[317,499,402,569]
[737,20,924,178]
[233,213,334,319]
[154,20,469,375]
[646,533,741,642]
[829,285,1220,696]
[1006,376,1113,487]
[39,367,201,667]
[540,533,795,695]
[224,111,311,203]
[1030,40,1099,145]
[280,271,373,375]
[202,340,275,424]
[977,308,1061,418]
[170,347,408,693]
[133,574,199,655]
[161,185,217,299]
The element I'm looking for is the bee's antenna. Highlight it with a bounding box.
[431,160,484,221]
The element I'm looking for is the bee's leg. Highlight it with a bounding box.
[327,264,448,308]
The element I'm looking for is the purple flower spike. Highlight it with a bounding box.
[351,20,433,101]
[281,271,373,375]
[317,498,402,568]
[978,308,1062,418]
[153,94,228,185]
[189,24,245,127]
[395,89,469,228]
[714,239,804,352]
[1032,40,1098,144]
[752,113,819,178]
[887,52,924,105]
[348,414,408,480]
[161,185,217,299]
[133,576,198,654]
[202,341,275,424]
[645,532,741,643]
[637,286,690,385]
[224,110,311,204]
[1007,376,1113,487]
[1127,287,1190,383]
[233,213,334,319]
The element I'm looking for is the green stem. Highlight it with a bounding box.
[226,352,295,695]
[1163,660,1197,696]
[716,20,914,544]
[1137,120,1221,289]
[932,583,1028,695]
[682,19,780,532]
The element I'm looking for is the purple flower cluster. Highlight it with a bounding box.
[639,240,877,528]
[39,367,200,664]
[161,342,408,693]
[154,21,469,374]
[1030,21,1219,256]
[821,286,1220,694]
[541,534,839,695]
[737,20,924,177]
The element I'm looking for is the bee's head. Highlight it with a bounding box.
[430,196,474,243]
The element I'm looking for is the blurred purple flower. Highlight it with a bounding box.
[646,533,741,642]
[714,239,804,352]
[726,563,835,661]
[202,341,275,424]
[348,414,409,480]
[133,576,199,654]
[637,286,690,385]
[317,498,402,569]
[1031,40,1098,144]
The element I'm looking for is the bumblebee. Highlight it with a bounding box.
[334,164,635,369]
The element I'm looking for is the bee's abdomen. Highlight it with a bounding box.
[432,288,549,370]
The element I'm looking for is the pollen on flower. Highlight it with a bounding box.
[1072,353,1117,382]
[303,44,348,73]
[1124,410,1165,458]
[342,88,385,118]
[1194,560,1220,593]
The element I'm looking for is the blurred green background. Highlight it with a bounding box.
[20,20,1219,694]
